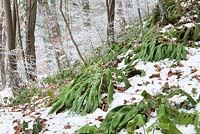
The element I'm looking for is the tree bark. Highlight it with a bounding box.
[136,0,143,27]
[118,0,126,30]
[159,0,168,25]
[0,15,5,88]
[26,0,37,81]
[176,0,182,14]
[60,0,86,65]
[15,0,28,79]
[82,0,90,27]
[106,0,115,44]
[3,0,18,91]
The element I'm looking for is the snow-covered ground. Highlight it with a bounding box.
[0,46,200,134]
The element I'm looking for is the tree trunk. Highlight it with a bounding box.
[118,0,126,31]
[106,0,116,44]
[136,0,143,27]
[60,0,86,65]
[0,15,5,88]
[26,0,37,81]
[176,0,182,14]
[159,0,168,25]
[15,0,28,79]
[82,0,90,27]
[3,0,18,91]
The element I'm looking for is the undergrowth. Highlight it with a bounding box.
[3,86,44,105]
[133,35,187,62]
[133,0,200,62]
[77,88,200,134]
[49,43,140,114]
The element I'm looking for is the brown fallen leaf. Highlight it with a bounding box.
[149,74,160,79]
[194,75,200,81]
[124,100,129,104]
[191,68,198,74]
[64,123,72,129]
[173,71,182,79]
[177,63,184,67]
[163,82,169,89]
[137,84,143,86]
[116,86,126,92]
[144,81,150,86]
[102,96,108,112]
[14,126,22,134]
[41,119,47,128]
[168,70,173,77]
[95,116,104,122]
[154,65,162,72]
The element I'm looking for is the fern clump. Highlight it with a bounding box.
[49,66,131,115]
[77,89,199,134]
[134,35,187,62]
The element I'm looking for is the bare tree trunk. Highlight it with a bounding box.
[82,0,90,27]
[146,0,150,16]
[3,0,18,92]
[15,0,28,79]
[118,0,126,31]
[26,0,37,81]
[106,0,116,44]
[60,0,86,65]
[40,1,70,71]
[136,0,143,27]
[159,0,168,25]
[0,14,5,89]
[176,0,182,14]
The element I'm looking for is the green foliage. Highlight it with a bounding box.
[22,117,43,134]
[146,0,176,27]
[77,124,99,134]
[8,87,37,105]
[77,89,200,134]
[165,24,200,44]
[167,88,197,106]
[49,66,131,115]
[42,69,73,85]
[134,35,187,62]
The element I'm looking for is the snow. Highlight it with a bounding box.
[1,46,200,134]
[1,1,200,132]
[177,125,196,134]
[160,24,174,33]
[184,23,195,28]
[0,87,13,105]
[1,47,200,133]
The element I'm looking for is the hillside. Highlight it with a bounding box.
[0,0,200,134]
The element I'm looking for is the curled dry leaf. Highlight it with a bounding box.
[177,63,184,67]
[41,119,47,128]
[149,74,160,79]
[95,116,104,122]
[191,68,198,74]
[137,84,143,86]
[168,70,174,77]
[154,64,162,72]
[124,100,129,104]
[163,82,169,89]
[113,85,126,92]
[14,126,22,134]
[194,75,200,81]
[64,123,72,129]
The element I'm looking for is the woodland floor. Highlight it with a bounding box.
[1,46,200,134]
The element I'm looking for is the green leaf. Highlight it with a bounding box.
[126,114,146,134]
[77,125,98,134]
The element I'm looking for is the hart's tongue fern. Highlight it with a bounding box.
[77,89,199,134]
[134,35,187,62]
[49,66,131,115]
